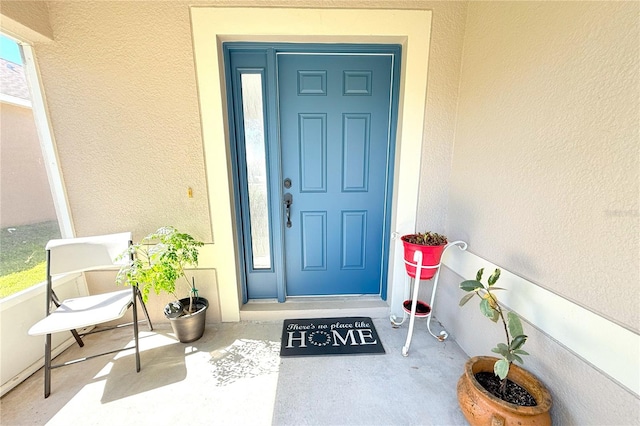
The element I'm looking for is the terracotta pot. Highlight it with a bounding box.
[401,235,445,280]
[457,356,552,426]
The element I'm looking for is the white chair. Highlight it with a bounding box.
[28,232,153,398]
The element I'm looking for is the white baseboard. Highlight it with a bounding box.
[442,248,640,397]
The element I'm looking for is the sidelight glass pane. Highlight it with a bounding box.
[241,73,271,269]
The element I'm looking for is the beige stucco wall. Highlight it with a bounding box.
[448,0,639,331]
[3,0,465,323]
[415,1,467,233]
[27,0,463,243]
[437,2,639,424]
[32,1,212,243]
[0,0,52,42]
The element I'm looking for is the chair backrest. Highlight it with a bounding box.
[46,232,132,275]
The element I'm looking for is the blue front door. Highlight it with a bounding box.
[278,53,395,296]
[225,44,399,300]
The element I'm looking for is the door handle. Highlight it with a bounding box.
[283,193,293,228]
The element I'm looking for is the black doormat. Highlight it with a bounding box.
[280,317,385,357]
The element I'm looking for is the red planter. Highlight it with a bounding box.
[401,235,446,280]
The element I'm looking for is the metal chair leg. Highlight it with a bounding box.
[70,329,85,347]
[132,287,141,373]
[44,334,51,398]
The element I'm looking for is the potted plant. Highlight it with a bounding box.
[457,268,552,426]
[401,231,448,280]
[117,226,208,343]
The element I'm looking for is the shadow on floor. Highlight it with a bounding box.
[101,336,188,403]
[1,318,470,425]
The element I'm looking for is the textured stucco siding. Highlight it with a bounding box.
[415,1,467,233]
[34,1,211,242]
[0,0,52,42]
[439,2,639,425]
[449,0,639,331]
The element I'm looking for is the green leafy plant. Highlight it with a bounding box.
[117,226,204,315]
[403,231,448,246]
[459,268,529,393]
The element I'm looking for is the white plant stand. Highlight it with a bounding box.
[390,240,468,356]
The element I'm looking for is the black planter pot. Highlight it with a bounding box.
[165,297,208,343]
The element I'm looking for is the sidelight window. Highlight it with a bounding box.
[240,72,271,270]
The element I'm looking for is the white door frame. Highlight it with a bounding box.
[191,7,432,321]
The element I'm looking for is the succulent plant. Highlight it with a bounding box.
[402,231,448,246]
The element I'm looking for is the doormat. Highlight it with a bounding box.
[280,317,385,357]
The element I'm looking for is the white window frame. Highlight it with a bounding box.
[0,35,74,301]
[19,41,74,238]
[1,36,78,397]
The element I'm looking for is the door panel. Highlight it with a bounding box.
[278,53,393,296]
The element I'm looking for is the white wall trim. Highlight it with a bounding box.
[0,272,81,310]
[442,248,640,396]
[0,93,31,108]
[21,44,75,238]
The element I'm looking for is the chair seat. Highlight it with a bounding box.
[28,289,133,336]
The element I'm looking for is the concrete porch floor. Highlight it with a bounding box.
[1,317,470,425]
